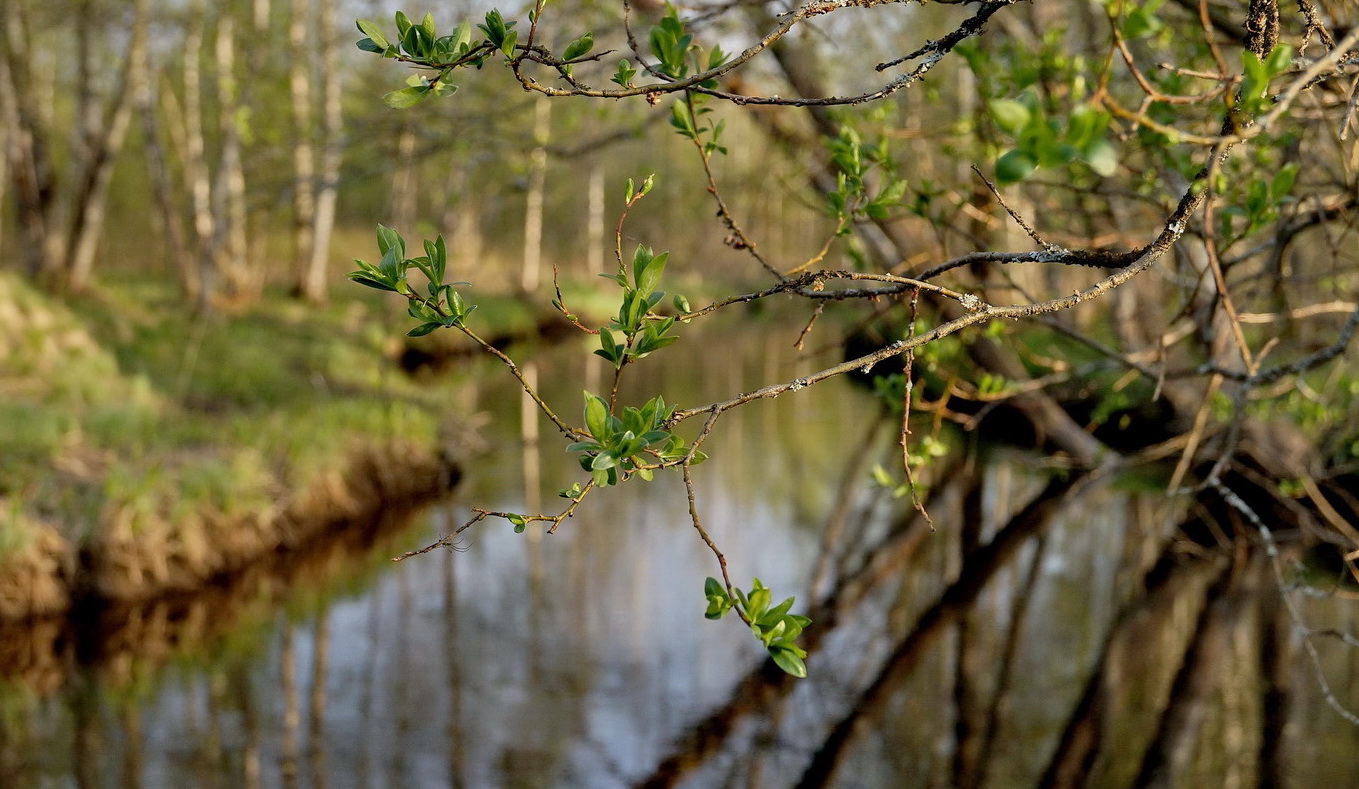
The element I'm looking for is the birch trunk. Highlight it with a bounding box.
[0,0,62,278]
[210,12,252,298]
[182,0,217,308]
[302,0,342,303]
[586,163,604,274]
[134,29,193,299]
[521,98,550,293]
[65,0,147,292]
[289,0,317,293]
[389,126,418,232]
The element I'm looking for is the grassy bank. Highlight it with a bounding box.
[0,274,485,618]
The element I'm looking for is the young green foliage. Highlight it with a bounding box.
[988,94,1118,184]
[704,577,812,678]
[593,244,684,368]
[347,225,475,335]
[567,393,703,486]
[824,127,909,234]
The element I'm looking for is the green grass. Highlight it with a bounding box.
[0,273,481,560]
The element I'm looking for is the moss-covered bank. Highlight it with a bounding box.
[0,275,467,619]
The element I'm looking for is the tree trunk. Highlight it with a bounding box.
[302,0,342,304]
[289,0,316,295]
[65,0,146,292]
[389,125,418,232]
[182,0,217,309]
[586,162,605,273]
[0,0,63,278]
[210,11,252,299]
[132,7,192,297]
[521,98,550,294]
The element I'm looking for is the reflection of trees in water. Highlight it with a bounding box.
[637,435,1357,788]
[3,330,1358,786]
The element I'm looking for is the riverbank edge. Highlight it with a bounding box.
[0,440,461,622]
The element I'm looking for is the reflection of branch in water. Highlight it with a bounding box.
[1257,585,1292,789]
[1133,560,1253,789]
[795,474,1085,789]
[1037,541,1229,789]
[969,534,1048,789]
[633,460,968,789]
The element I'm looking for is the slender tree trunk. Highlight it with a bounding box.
[389,125,418,231]
[587,162,605,273]
[440,154,483,273]
[302,0,342,303]
[133,8,192,297]
[521,97,550,293]
[289,0,316,294]
[210,11,251,298]
[66,0,146,292]
[0,41,12,255]
[183,0,218,309]
[0,0,62,278]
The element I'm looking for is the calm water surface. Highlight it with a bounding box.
[3,318,1358,788]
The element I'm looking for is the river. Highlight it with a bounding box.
[2,316,1357,788]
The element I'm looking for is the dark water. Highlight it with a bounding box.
[3,318,1358,788]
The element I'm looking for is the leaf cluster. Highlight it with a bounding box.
[348,225,475,336]
[990,95,1117,184]
[569,393,703,486]
[704,577,811,677]
[358,12,495,108]
[826,128,908,231]
[594,245,685,368]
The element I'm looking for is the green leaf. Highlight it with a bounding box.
[760,597,796,626]
[507,513,528,533]
[383,85,431,109]
[357,20,391,50]
[746,585,771,619]
[1270,163,1299,200]
[432,235,448,282]
[636,250,667,296]
[989,99,1031,136]
[995,150,1037,184]
[451,21,472,53]
[670,101,697,138]
[563,32,594,61]
[394,11,413,38]
[612,59,637,87]
[1083,139,1118,177]
[584,391,610,440]
[769,646,807,678]
[347,272,395,291]
[407,321,442,337]
[376,224,403,256]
